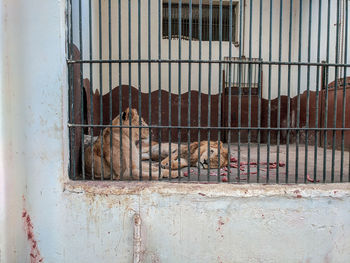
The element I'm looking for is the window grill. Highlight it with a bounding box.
[162,3,237,42]
[67,0,350,184]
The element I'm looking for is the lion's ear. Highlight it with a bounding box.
[190,142,199,153]
[122,111,126,121]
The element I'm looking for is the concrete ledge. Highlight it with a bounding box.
[64,181,350,199]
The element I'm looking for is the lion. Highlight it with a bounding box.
[139,141,179,161]
[142,140,229,170]
[84,108,182,180]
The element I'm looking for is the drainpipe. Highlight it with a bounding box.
[133,213,142,263]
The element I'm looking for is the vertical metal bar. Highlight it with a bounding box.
[168,1,172,181]
[348,1,350,183]
[276,0,283,184]
[88,0,94,180]
[99,0,104,180]
[314,0,322,183]
[331,0,341,183]
[257,0,262,183]
[286,0,292,183]
[217,0,223,182]
[69,0,76,180]
[188,0,192,182]
[305,0,313,183]
[295,0,302,184]
[128,0,133,180]
[237,0,243,182]
[207,0,213,181]
[118,0,123,180]
[138,0,142,180]
[178,0,182,181]
[147,0,152,180]
[79,0,85,180]
[247,0,253,183]
[158,0,162,179]
[197,0,202,179]
[341,0,348,182]
[323,0,331,183]
[67,0,70,177]
[227,0,233,182]
[266,0,273,183]
[108,0,113,180]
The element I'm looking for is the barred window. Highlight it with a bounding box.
[162,3,237,41]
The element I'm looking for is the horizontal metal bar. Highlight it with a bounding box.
[67,58,350,67]
[68,123,350,131]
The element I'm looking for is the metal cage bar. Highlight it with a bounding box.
[67,0,350,184]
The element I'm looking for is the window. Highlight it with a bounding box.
[162,3,237,41]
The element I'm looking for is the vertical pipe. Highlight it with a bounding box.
[305,0,313,183]
[133,214,142,263]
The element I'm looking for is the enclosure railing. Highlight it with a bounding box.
[67,0,350,184]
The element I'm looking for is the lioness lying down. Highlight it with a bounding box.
[84,108,182,180]
[142,140,229,170]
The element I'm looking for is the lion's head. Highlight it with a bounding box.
[111,108,150,140]
[160,141,229,169]
[198,141,228,169]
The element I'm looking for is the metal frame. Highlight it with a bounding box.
[67,0,350,183]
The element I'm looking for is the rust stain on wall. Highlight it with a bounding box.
[216,217,225,232]
[22,209,43,263]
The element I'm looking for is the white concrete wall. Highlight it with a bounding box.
[1,0,350,262]
[73,0,350,98]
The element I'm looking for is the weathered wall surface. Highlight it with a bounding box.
[62,182,350,263]
[1,0,350,263]
[73,0,350,98]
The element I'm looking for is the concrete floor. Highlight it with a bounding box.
[161,143,350,184]
[83,136,349,183]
